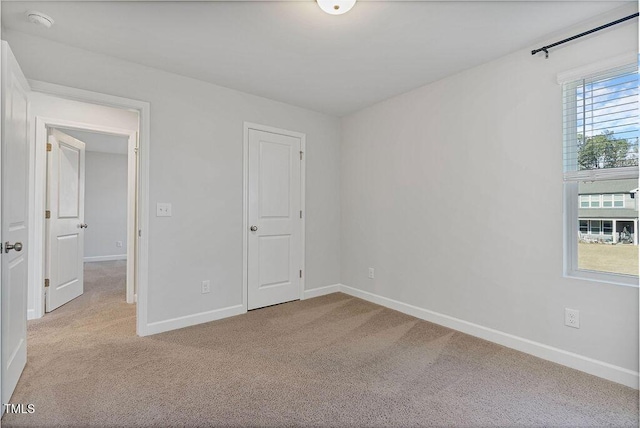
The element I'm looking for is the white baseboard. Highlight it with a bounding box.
[27,308,36,320]
[143,304,246,336]
[303,284,341,299]
[84,254,127,262]
[339,284,639,389]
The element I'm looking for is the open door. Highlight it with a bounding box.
[1,42,30,407]
[45,129,86,312]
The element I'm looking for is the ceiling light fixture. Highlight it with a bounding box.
[26,11,54,28]
[317,0,356,15]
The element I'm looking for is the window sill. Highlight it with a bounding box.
[565,270,639,288]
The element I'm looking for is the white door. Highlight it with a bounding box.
[247,129,302,310]
[45,129,86,312]
[1,42,30,406]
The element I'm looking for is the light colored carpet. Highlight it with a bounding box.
[2,261,638,427]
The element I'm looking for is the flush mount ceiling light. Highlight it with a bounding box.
[26,10,54,28]
[317,0,356,15]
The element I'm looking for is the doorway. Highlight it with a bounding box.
[243,123,306,311]
[44,127,135,312]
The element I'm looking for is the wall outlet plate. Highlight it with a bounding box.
[368,267,375,279]
[565,308,580,328]
[116,241,123,248]
[156,203,172,217]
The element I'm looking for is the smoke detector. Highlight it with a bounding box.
[26,11,54,28]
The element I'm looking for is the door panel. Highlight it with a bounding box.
[1,41,30,407]
[46,129,86,312]
[248,129,301,310]
[58,144,81,218]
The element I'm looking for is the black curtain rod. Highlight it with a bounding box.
[531,13,639,59]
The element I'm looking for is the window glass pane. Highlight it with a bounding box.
[563,64,639,173]
[578,179,638,276]
[614,195,624,207]
[590,199,600,208]
[602,195,613,207]
[580,195,590,208]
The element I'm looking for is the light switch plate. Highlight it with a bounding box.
[156,203,172,217]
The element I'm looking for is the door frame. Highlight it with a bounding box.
[242,122,306,311]
[27,80,151,336]
[36,119,137,314]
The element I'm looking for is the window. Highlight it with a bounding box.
[579,193,627,208]
[614,194,625,208]
[580,195,590,208]
[563,61,639,284]
[579,220,588,233]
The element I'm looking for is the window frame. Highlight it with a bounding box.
[562,58,639,288]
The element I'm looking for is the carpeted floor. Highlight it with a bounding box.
[2,261,638,427]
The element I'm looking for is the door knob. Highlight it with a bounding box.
[250,225,258,232]
[4,242,23,253]
[79,223,88,229]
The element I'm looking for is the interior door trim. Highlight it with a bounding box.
[27,80,151,337]
[242,122,306,312]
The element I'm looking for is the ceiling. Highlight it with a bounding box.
[1,1,633,116]
[61,129,129,155]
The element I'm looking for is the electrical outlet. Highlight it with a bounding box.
[156,203,172,217]
[565,308,580,328]
[368,267,375,279]
[201,280,211,294]
[116,241,123,248]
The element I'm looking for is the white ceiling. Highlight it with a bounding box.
[61,129,129,155]
[2,1,633,116]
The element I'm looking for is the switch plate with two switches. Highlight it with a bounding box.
[565,308,580,328]
[156,203,172,217]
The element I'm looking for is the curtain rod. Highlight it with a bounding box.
[531,13,639,59]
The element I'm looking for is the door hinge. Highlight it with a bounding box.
[44,278,50,288]
[300,151,303,160]
[45,210,51,219]
[138,229,142,237]
[299,270,302,278]
[134,147,139,154]
[300,210,302,219]
[46,143,52,152]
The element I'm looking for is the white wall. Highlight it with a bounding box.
[83,150,128,261]
[26,92,139,319]
[5,30,342,327]
[340,5,639,376]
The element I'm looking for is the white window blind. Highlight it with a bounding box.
[563,62,639,181]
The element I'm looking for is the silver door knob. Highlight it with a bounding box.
[250,225,258,232]
[5,242,23,253]
[79,223,88,229]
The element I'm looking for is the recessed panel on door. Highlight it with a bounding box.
[259,235,291,288]
[259,141,291,219]
[58,143,81,218]
[56,234,80,290]
[5,256,26,368]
